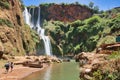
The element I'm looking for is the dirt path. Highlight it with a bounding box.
[0,64,48,80]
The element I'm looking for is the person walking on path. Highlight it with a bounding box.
[10,62,14,72]
[4,61,10,73]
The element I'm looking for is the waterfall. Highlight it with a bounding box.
[31,7,35,28]
[23,7,52,56]
[23,7,31,26]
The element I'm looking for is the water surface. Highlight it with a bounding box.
[23,61,79,80]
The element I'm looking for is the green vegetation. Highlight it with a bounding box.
[19,0,25,10]
[43,6,120,80]
[40,3,55,7]
[43,8,120,56]
[88,2,99,13]
[92,69,120,80]
[40,2,85,7]
[91,51,120,80]
[108,51,120,59]
[21,24,40,55]
[109,14,120,33]
[0,18,13,28]
[0,0,10,9]
[27,5,36,8]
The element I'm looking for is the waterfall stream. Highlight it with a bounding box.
[23,7,52,55]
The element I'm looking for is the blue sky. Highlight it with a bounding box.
[23,0,120,11]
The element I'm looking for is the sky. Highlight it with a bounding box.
[23,0,120,11]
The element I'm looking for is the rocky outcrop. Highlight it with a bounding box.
[14,56,62,68]
[0,0,39,59]
[76,52,120,80]
[40,4,93,23]
[96,42,120,54]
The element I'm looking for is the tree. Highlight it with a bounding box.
[86,16,100,25]
[89,2,94,9]
[75,1,79,5]
[93,6,99,13]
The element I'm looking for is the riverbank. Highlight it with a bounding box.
[0,63,48,80]
[0,55,61,80]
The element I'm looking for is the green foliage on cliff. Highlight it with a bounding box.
[92,69,120,80]
[92,53,120,80]
[108,51,120,59]
[40,3,55,7]
[109,14,120,33]
[0,0,10,9]
[43,12,120,56]
[19,0,25,10]
[0,18,13,28]
[21,24,40,55]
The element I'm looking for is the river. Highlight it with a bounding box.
[22,60,80,80]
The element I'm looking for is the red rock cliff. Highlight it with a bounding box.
[40,4,93,22]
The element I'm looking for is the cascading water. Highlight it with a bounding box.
[23,7,52,55]
[23,7,31,26]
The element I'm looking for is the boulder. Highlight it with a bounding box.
[27,62,43,68]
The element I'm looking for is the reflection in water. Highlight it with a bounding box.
[23,61,79,80]
[44,65,51,80]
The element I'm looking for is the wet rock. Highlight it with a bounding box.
[63,59,70,62]
[22,61,43,68]
[27,62,43,68]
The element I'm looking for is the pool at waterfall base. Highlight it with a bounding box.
[22,61,80,80]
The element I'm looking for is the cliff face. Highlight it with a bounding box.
[40,4,93,23]
[0,0,39,58]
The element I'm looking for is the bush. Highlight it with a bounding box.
[92,70,119,80]
[109,14,120,33]
[108,51,120,59]
[0,18,13,28]
[0,1,10,9]
[19,0,25,10]
[70,20,84,27]
[85,16,101,25]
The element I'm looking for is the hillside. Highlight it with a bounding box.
[0,0,40,59]
[0,1,120,58]
[43,7,120,56]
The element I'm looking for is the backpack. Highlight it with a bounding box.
[4,63,9,67]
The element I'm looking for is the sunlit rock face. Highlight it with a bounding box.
[0,0,25,57]
[0,0,40,59]
[40,4,93,23]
